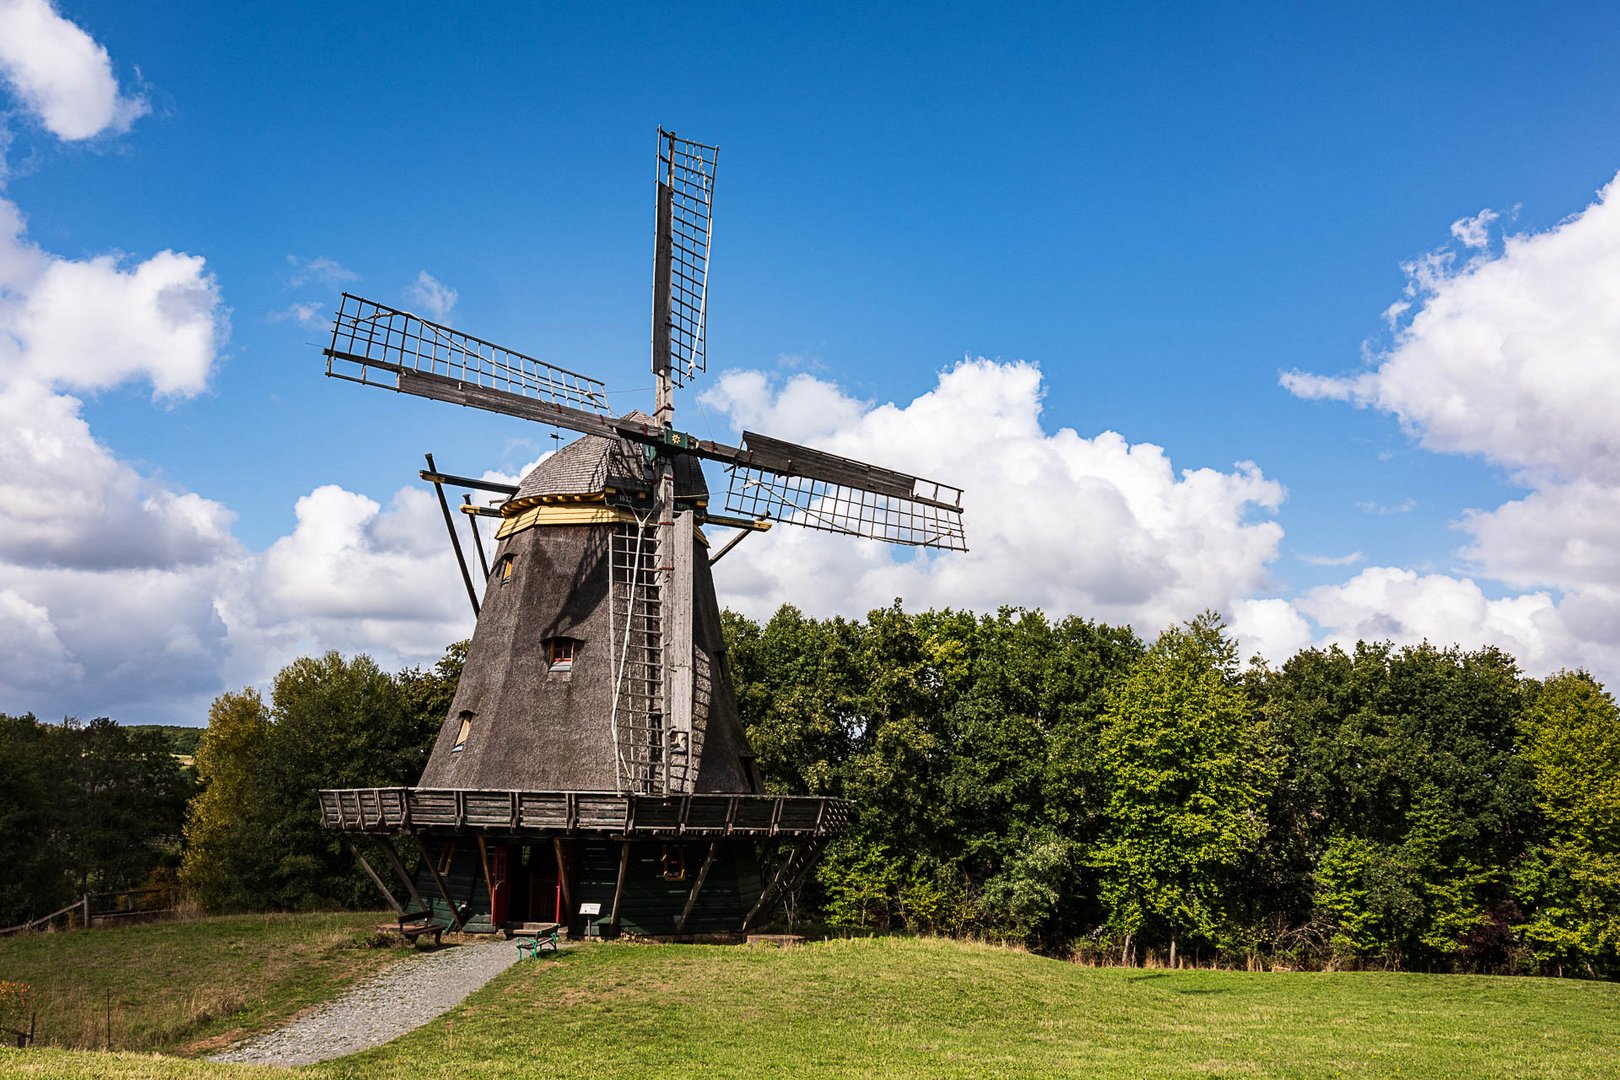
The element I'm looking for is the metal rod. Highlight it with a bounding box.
[463,495,490,579]
[427,453,480,617]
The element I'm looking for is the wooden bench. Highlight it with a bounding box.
[375,910,446,947]
[512,923,561,959]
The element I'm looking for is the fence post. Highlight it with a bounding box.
[81,894,90,929]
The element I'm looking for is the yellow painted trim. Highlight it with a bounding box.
[496,503,641,539]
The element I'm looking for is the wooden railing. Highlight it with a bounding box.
[318,787,849,838]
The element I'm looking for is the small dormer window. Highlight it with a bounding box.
[452,710,474,752]
[546,637,578,673]
[497,555,515,585]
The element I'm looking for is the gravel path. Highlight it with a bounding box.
[210,939,523,1066]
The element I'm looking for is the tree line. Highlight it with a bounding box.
[4,603,1616,977]
[727,605,1620,977]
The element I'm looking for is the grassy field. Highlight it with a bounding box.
[0,911,402,1055]
[5,933,1620,1078]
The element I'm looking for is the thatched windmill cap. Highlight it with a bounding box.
[503,412,708,518]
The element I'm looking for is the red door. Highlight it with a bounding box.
[489,846,511,926]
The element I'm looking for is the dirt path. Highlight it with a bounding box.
[209,939,523,1066]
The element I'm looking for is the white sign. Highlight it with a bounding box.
[579,902,602,916]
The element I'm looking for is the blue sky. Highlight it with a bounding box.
[5,1,1620,724]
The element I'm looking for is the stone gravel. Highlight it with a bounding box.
[210,939,523,1066]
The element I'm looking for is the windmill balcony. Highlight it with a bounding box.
[318,787,849,839]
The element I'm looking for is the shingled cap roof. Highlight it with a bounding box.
[505,412,708,514]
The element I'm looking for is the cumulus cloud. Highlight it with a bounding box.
[1268,172,1620,683]
[701,360,1285,634]
[1282,174,1620,486]
[0,6,477,724]
[0,0,147,140]
[405,271,458,323]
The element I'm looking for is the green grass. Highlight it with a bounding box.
[0,911,405,1055]
[316,937,1620,1080]
[6,934,1620,1077]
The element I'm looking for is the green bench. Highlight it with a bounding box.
[513,923,561,958]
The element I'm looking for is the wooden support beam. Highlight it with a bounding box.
[675,841,719,933]
[609,840,632,932]
[553,839,574,926]
[372,835,427,914]
[742,841,805,931]
[411,832,465,930]
[426,452,480,618]
[345,836,402,914]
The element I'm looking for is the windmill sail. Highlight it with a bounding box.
[652,130,718,389]
[715,431,967,551]
[325,293,614,422]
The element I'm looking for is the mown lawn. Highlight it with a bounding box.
[308,937,1620,1079]
[6,934,1620,1078]
[0,911,402,1055]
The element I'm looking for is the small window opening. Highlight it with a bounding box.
[452,710,474,752]
[546,637,578,673]
[497,555,516,585]
[660,845,687,881]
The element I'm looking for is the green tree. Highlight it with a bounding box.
[0,714,69,925]
[181,689,273,911]
[1515,670,1620,975]
[1092,613,1280,962]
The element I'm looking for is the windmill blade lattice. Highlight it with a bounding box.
[325,293,612,415]
[653,130,718,387]
[722,432,966,551]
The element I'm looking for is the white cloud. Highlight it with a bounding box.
[1355,498,1415,515]
[1282,174,1620,486]
[1299,551,1363,567]
[0,0,147,141]
[404,271,458,323]
[1450,208,1499,250]
[1265,173,1620,684]
[270,300,325,327]
[701,360,1285,634]
[285,255,357,289]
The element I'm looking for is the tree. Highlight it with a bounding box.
[0,714,68,925]
[1092,613,1280,963]
[1515,670,1620,975]
[181,690,273,911]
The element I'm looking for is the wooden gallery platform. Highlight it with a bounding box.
[320,787,846,940]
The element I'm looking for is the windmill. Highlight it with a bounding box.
[317,129,966,940]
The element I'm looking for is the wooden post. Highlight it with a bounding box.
[372,835,428,914]
[609,840,632,932]
[81,894,90,930]
[475,835,497,931]
[553,839,574,928]
[345,836,402,913]
[675,841,719,933]
[411,833,465,930]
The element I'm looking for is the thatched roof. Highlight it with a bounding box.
[505,412,708,515]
